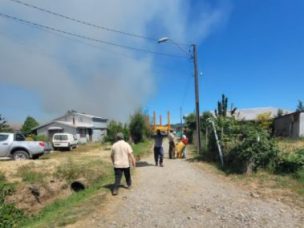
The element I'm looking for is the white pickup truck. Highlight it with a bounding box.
[0,133,45,160]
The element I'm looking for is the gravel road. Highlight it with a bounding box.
[73,140,304,228]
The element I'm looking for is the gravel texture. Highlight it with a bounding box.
[73,140,304,228]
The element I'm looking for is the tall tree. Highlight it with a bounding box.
[21,116,39,134]
[296,100,304,112]
[129,111,147,144]
[215,94,228,117]
[276,109,284,117]
[0,114,12,132]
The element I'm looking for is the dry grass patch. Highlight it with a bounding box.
[277,138,304,154]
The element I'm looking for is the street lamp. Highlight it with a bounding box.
[158,37,202,153]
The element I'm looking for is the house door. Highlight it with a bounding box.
[88,129,93,142]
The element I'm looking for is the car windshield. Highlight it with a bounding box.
[54,135,68,140]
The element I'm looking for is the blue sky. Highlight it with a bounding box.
[149,0,304,123]
[0,0,303,126]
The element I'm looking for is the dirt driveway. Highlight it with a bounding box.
[70,140,304,228]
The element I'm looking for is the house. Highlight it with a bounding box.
[274,111,304,138]
[233,107,287,121]
[32,110,108,143]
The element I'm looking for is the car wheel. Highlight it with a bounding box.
[13,150,29,160]
[68,144,72,151]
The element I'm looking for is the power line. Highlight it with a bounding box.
[8,0,158,42]
[0,12,186,58]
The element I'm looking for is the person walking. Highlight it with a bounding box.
[168,130,175,159]
[153,129,165,167]
[181,134,189,159]
[111,132,136,196]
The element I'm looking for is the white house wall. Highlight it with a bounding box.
[92,121,107,129]
[300,113,304,137]
[92,129,107,142]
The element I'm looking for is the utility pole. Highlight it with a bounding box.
[192,44,202,153]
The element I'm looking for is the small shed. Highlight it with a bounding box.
[274,111,304,138]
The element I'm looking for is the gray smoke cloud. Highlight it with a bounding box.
[0,0,231,121]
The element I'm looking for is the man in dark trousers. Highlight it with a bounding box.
[111,132,136,195]
[153,129,165,167]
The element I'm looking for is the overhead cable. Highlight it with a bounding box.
[0,12,186,58]
[8,0,158,42]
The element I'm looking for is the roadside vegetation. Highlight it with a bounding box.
[185,94,304,203]
[0,111,153,227]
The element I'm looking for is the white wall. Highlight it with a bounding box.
[299,113,304,137]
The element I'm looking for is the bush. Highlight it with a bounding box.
[33,134,49,142]
[275,149,304,173]
[129,111,147,144]
[226,125,279,173]
[104,121,129,143]
[205,118,279,173]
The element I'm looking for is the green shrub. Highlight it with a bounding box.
[205,118,278,173]
[0,176,26,227]
[0,203,26,227]
[33,134,49,142]
[104,120,129,143]
[226,126,279,173]
[275,149,304,173]
[129,111,147,144]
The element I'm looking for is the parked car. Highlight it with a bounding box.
[52,133,78,151]
[0,133,45,160]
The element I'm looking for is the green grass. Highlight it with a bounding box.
[0,174,26,228]
[54,158,109,184]
[21,163,113,228]
[0,171,5,183]
[16,164,46,184]
[1,139,152,227]
[132,140,152,157]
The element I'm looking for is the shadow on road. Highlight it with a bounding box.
[136,161,154,168]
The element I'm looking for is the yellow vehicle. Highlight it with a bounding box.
[151,111,171,134]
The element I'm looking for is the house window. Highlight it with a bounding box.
[92,117,107,123]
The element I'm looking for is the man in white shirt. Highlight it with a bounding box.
[111,132,136,195]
